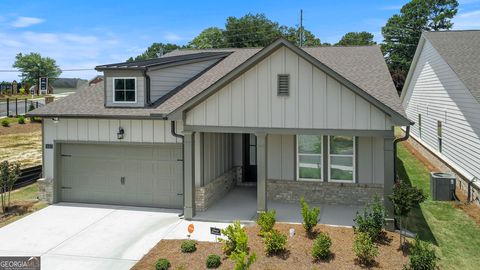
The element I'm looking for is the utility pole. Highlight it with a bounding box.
[299,9,303,47]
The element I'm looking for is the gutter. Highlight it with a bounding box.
[143,70,152,106]
[170,120,185,218]
[393,126,411,182]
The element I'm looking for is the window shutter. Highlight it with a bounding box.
[277,74,290,96]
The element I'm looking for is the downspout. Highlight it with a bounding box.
[393,126,411,183]
[170,120,185,217]
[143,70,152,106]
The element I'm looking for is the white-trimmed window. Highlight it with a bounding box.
[113,78,136,103]
[328,136,355,183]
[297,135,323,181]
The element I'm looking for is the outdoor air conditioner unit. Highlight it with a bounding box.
[430,172,456,201]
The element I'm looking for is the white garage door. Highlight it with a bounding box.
[59,143,183,208]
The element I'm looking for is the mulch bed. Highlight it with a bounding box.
[0,122,41,136]
[132,223,408,270]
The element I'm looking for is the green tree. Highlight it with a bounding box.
[381,0,458,91]
[13,53,61,85]
[336,31,376,46]
[281,26,321,46]
[127,42,182,62]
[188,27,226,48]
[0,161,20,213]
[224,13,282,48]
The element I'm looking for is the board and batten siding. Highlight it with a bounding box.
[196,133,234,187]
[403,40,480,180]
[43,118,183,180]
[266,134,384,184]
[148,59,219,102]
[186,46,392,130]
[104,70,146,107]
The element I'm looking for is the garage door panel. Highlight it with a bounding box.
[60,143,182,208]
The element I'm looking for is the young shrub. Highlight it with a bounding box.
[405,237,438,270]
[18,116,25,124]
[300,197,320,235]
[353,196,385,240]
[220,221,248,254]
[353,231,379,266]
[28,103,36,123]
[230,251,256,270]
[312,232,332,260]
[256,210,276,235]
[1,119,9,127]
[180,240,197,253]
[155,258,171,270]
[264,229,287,255]
[206,254,221,269]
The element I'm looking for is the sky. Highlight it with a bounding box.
[0,0,479,82]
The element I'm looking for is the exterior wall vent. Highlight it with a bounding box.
[277,74,290,96]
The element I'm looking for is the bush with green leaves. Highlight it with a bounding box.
[230,251,256,270]
[220,221,248,254]
[405,237,438,270]
[312,232,332,260]
[155,258,171,270]
[353,196,385,240]
[353,231,378,266]
[300,197,320,235]
[180,240,197,253]
[206,254,221,268]
[257,210,276,235]
[18,116,25,124]
[264,229,287,255]
[1,119,9,127]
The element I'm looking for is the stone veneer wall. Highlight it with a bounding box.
[38,178,54,204]
[195,166,242,211]
[406,136,480,206]
[267,179,383,206]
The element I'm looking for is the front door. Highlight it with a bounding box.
[243,134,257,182]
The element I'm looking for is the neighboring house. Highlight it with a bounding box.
[401,30,480,204]
[50,78,88,94]
[88,75,104,86]
[29,38,411,221]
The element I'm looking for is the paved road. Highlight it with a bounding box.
[0,99,44,117]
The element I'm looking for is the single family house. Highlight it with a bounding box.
[401,30,480,204]
[29,38,412,223]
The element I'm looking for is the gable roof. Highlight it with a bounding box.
[29,38,410,125]
[421,30,480,104]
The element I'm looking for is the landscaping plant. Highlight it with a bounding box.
[206,254,221,269]
[312,232,332,260]
[0,161,20,212]
[256,210,276,235]
[220,221,248,254]
[230,251,256,270]
[155,258,171,270]
[405,237,438,270]
[28,103,36,123]
[353,196,385,240]
[300,197,320,235]
[264,229,287,255]
[18,116,25,124]
[388,180,427,247]
[353,231,379,266]
[1,119,9,127]
[180,239,197,253]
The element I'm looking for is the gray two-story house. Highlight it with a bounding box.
[30,38,412,223]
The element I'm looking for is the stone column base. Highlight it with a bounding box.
[37,178,54,204]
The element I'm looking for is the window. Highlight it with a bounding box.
[328,136,355,182]
[113,78,136,103]
[277,74,290,96]
[297,135,322,181]
[437,121,443,153]
[418,114,422,138]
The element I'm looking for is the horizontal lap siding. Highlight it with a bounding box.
[186,46,392,130]
[43,118,183,180]
[404,40,480,180]
[104,70,146,107]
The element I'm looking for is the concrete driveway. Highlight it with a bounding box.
[0,203,182,270]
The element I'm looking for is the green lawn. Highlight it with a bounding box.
[397,142,480,270]
[0,183,47,228]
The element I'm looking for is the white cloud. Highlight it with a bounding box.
[63,34,98,44]
[163,33,183,42]
[11,17,44,28]
[453,10,480,29]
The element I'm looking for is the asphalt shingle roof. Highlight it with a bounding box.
[423,30,480,104]
[30,43,407,120]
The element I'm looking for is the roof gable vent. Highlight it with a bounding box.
[277,74,290,96]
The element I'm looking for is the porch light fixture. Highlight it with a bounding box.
[117,127,125,140]
[52,117,59,124]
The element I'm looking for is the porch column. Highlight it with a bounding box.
[255,132,267,213]
[184,131,195,219]
[384,135,395,230]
